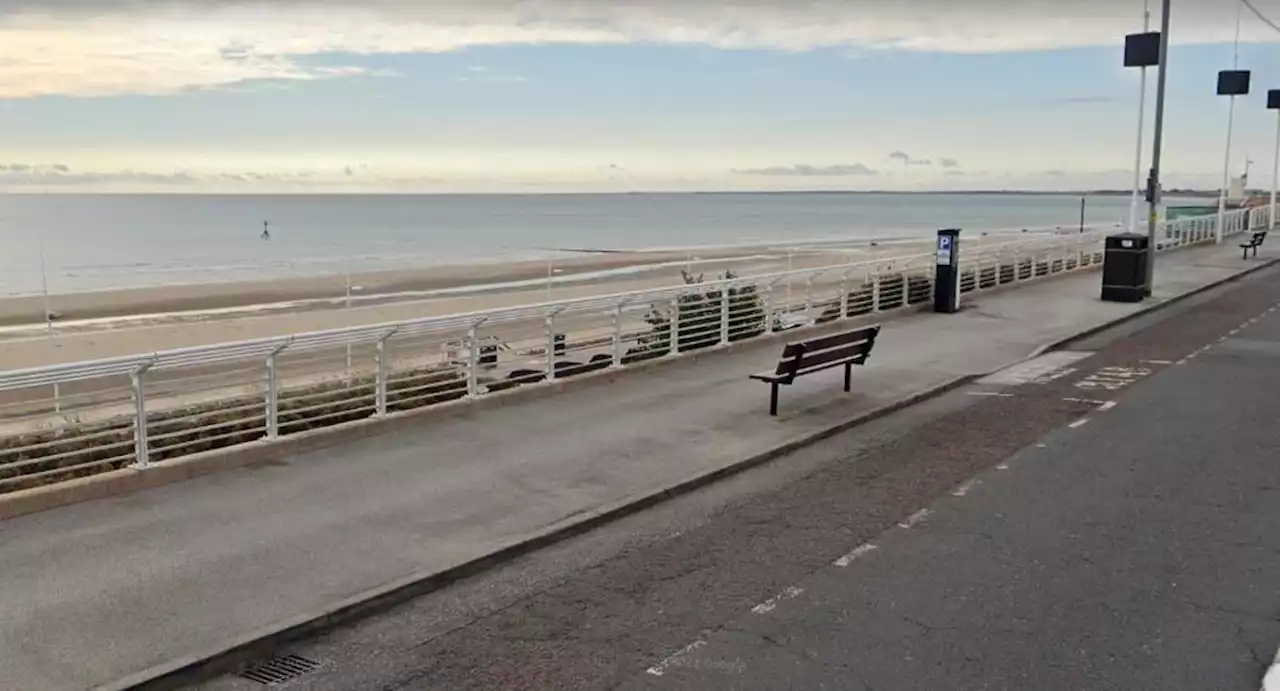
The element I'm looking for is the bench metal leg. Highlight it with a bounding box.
[844,363,852,392]
[770,383,779,417]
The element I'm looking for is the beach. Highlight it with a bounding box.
[0,241,934,370]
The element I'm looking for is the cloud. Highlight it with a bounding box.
[939,158,960,169]
[0,163,331,188]
[0,0,1258,98]
[735,163,878,177]
[888,151,932,166]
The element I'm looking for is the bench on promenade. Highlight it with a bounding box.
[750,325,881,416]
[1241,231,1267,259]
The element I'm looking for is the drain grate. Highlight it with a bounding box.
[239,654,322,686]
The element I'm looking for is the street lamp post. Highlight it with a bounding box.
[1269,90,1280,230]
[1124,0,1169,294]
[1216,0,1249,245]
[1128,0,1153,235]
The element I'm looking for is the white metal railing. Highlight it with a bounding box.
[0,209,1256,494]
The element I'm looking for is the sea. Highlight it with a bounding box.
[0,192,1155,297]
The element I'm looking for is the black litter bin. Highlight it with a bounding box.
[1101,233,1149,303]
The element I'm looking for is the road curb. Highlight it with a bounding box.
[116,373,977,691]
[113,255,1280,690]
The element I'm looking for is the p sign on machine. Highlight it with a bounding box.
[934,228,961,313]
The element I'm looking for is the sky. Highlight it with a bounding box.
[1,0,1280,193]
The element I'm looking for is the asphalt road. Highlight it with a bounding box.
[196,264,1280,691]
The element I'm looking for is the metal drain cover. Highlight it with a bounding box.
[240,654,322,686]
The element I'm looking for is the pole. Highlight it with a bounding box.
[1129,0,1152,234]
[1218,95,1237,245]
[1271,110,1279,230]
[344,261,353,382]
[37,229,60,412]
[1079,196,1086,233]
[1144,0,1172,294]
[1217,0,1245,245]
[546,260,553,302]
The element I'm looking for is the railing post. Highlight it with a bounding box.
[264,339,290,439]
[719,282,731,346]
[668,295,681,355]
[545,312,558,381]
[612,302,625,368]
[467,325,481,396]
[763,284,775,335]
[375,329,397,415]
[871,271,882,313]
[130,361,155,469]
[838,272,851,319]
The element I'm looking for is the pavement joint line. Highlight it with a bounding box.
[951,479,979,497]
[646,640,707,677]
[102,252,1280,691]
[833,543,879,568]
[749,586,804,615]
[897,508,931,529]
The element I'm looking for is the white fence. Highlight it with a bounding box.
[0,207,1263,494]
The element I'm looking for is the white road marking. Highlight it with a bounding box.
[1062,397,1108,405]
[1097,401,1117,412]
[1035,443,1048,448]
[647,640,707,676]
[898,509,931,529]
[1068,418,1091,429]
[751,586,804,615]
[1142,359,1174,365]
[1230,328,1241,335]
[996,463,1010,470]
[978,351,1093,386]
[1075,366,1152,392]
[1262,647,1280,691]
[951,479,979,497]
[967,391,1015,398]
[834,543,879,567]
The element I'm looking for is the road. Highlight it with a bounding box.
[195,263,1280,691]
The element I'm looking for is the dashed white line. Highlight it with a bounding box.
[834,543,878,567]
[1062,397,1108,405]
[1142,359,1174,365]
[1068,418,1091,429]
[751,586,804,614]
[1097,401,1117,412]
[647,640,707,676]
[898,508,931,529]
[996,463,1010,470]
[951,479,979,497]
[968,391,1015,398]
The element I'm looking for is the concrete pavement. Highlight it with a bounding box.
[0,241,1270,690]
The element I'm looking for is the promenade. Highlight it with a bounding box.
[0,240,1270,691]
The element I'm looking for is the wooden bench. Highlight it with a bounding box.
[1241,230,1267,259]
[750,325,881,416]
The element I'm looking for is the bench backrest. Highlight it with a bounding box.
[774,325,881,380]
[1255,231,1268,242]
